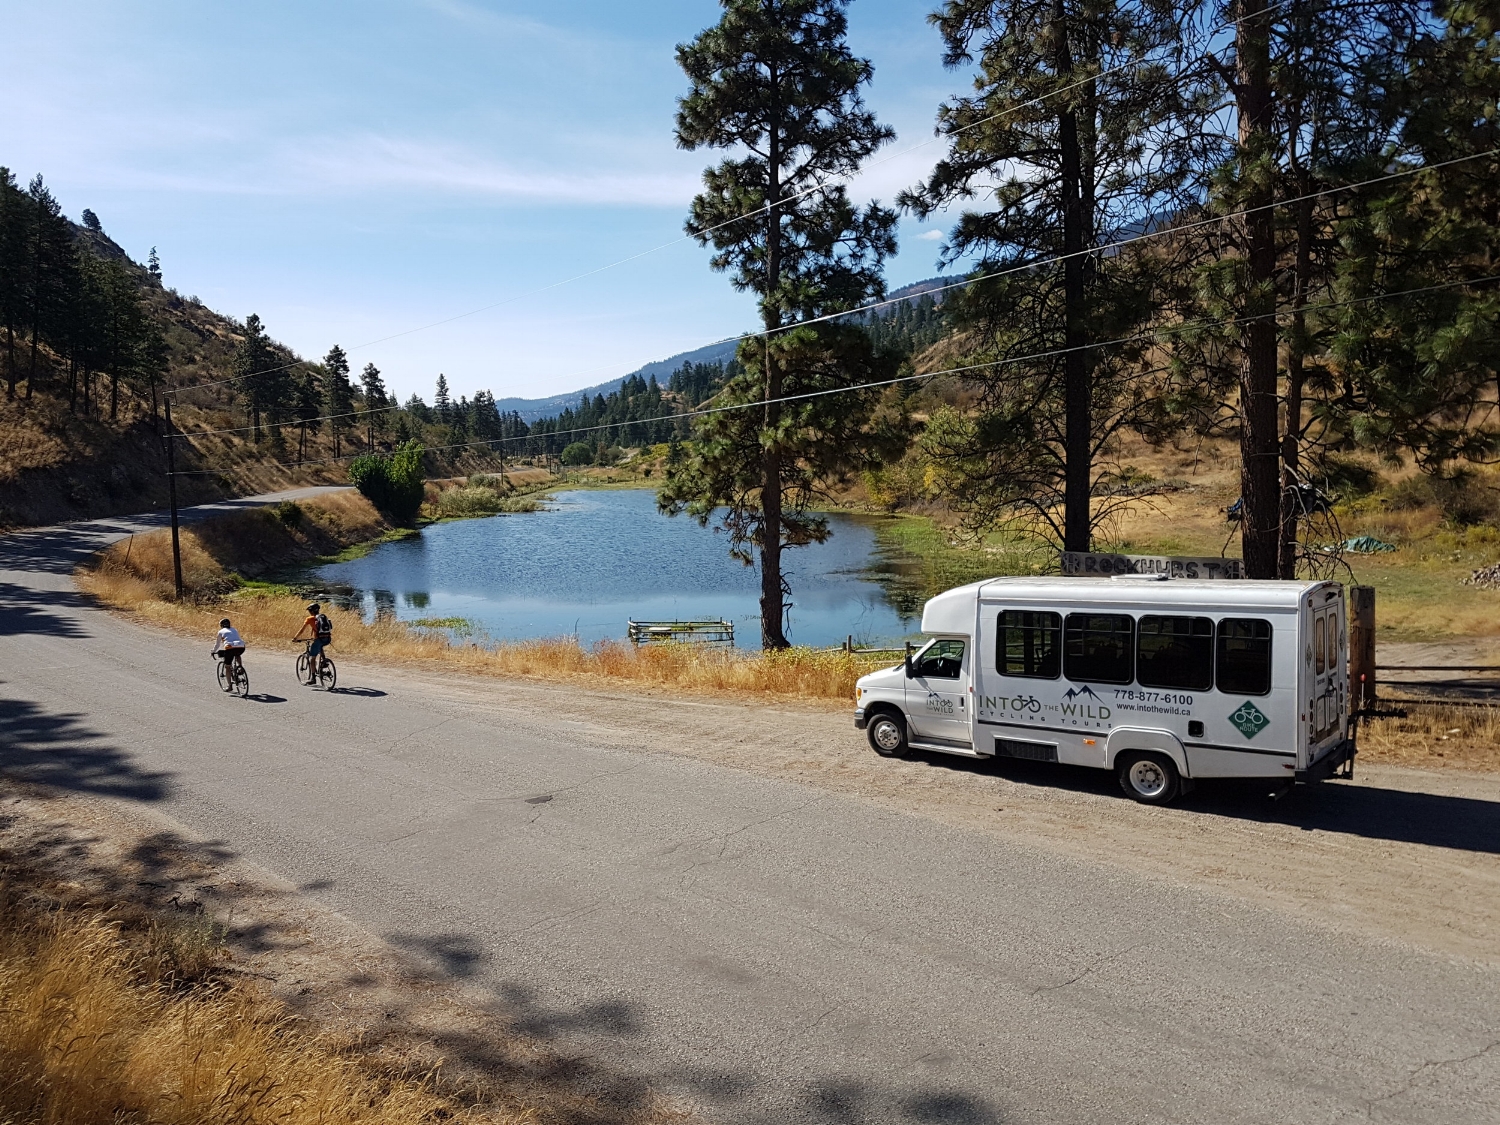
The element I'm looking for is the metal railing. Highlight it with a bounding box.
[627,619,735,647]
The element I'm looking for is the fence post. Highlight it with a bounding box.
[1349,585,1376,713]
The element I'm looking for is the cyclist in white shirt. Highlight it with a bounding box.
[213,618,246,678]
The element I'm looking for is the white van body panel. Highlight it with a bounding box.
[857,575,1354,787]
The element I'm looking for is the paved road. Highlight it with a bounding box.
[1,497,1497,1124]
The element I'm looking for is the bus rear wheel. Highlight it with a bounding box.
[1117,752,1181,805]
[867,713,909,758]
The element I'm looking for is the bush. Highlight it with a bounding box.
[560,442,594,466]
[271,500,303,527]
[467,472,502,489]
[1386,471,1499,525]
[437,486,504,517]
[348,440,426,525]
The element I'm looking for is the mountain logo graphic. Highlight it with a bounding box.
[1064,685,1102,701]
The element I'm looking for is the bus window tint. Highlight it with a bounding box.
[1064,614,1134,684]
[998,610,1061,679]
[1137,616,1213,691]
[1315,615,1326,675]
[1217,618,1273,695]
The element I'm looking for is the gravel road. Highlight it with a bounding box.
[2,496,1497,1124]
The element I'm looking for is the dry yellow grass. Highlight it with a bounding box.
[78,563,886,701]
[0,884,531,1125]
[1358,706,1500,771]
[98,491,390,598]
[78,495,891,701]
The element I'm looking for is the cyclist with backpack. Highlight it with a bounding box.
[293,603,333,685]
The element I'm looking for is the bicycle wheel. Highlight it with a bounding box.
[317,656,337,690]
[296,652,310,684]
[216,661,231,692]
[235,664,251,698]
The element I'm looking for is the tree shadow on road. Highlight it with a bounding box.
[0,581,93,638]
[382,929,1007,1124]
[0,696,170,801]
[912,750,1500,855]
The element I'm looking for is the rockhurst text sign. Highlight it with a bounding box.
[1061,552,1244,579]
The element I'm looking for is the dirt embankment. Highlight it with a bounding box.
[80,490,393,598]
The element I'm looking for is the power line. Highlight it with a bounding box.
[163,143,1500,415]
[165,272,1496,475]
[164,0,1297,401]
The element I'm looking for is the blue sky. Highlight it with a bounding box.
[1,0,967,403]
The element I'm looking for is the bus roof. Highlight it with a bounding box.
[920,576,1340,635]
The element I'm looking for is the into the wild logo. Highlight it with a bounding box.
[1064,685,1102,702]
[1230,700,1270,739]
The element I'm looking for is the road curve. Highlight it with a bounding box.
[1,496,1497,1125]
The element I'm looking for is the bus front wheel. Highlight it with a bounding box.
[1117,752,1182,805]
[867,713,909,758]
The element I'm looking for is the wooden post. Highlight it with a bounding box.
[1349,585,1376,713]
[164,398,184,600]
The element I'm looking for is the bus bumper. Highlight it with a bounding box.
[854,708,867,730]
[1297,738,1356,783]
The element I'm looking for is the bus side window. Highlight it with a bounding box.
[1137,615,1214,691]
[997,610,1061,679]
[1217,618,1273,695]
[1064,613,1134,684]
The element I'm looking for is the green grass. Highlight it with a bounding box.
[861,512,1053,615]
[411,616,474,636]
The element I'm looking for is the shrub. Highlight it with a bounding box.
[349,440,426,525]
[437,486,504,516]
[271,500,303,527]
[561,442,594,466]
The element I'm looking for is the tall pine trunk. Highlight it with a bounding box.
[1279,177,1315,578]
[1236,0,1280,578]
[1056,2,1091,553]
[760,92,789,651]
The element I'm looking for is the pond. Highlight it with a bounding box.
[312,488,930,649]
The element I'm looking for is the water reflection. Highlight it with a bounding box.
[312,489,925,649]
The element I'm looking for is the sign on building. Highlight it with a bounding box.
[1060,552,1244,579]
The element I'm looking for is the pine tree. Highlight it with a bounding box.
[0,168,28,394]
[361,362,389,450]
[1176,0,1417,575]
[147,246,161,282]
[21,176,75,401]
[322,344,355,456]
[434,373,451,423]
[234,314,282,440]
[665,0,898,649]
[1319,2,1500,477]
[900,0,1199,551]
[294,369,323,461]
[81,209,102,233]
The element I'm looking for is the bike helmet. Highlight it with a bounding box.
[220,618,231,628]
[307,603,320,613]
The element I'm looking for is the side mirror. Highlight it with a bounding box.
[904,642,915,679]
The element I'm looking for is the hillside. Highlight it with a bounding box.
[491,277,950,422]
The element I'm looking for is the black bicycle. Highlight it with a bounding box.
[296,642,337,689]
[215,653,250,697]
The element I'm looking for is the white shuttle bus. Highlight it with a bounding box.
[853,575,1357,804]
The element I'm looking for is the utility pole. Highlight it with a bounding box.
[164,398,184,599]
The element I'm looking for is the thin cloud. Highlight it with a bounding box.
[293,135,700,205]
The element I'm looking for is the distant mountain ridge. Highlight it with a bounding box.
[491,275,950,422]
